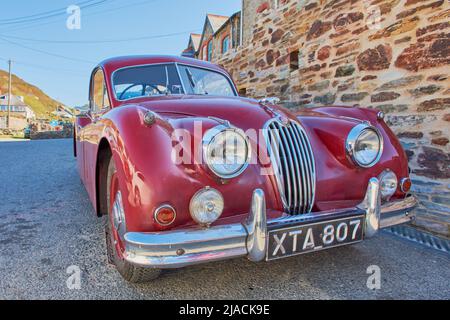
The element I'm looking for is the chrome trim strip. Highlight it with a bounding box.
[123,186,418,269]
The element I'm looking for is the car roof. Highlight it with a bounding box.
[99,55,226,74]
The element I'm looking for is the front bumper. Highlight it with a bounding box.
[124,178,418,269]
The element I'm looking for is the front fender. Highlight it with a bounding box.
[101,105,281,233]
[298,106,410,211]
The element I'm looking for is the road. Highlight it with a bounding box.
[0,139,448,300]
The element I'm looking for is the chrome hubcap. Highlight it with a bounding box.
[112,191,126,239]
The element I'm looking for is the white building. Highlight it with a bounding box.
[0,94,36,119]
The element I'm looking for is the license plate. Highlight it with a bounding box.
[267,216,365,261]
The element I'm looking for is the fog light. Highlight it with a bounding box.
[154,205,176,226]
[400,178,412,193]
[379,170,398,200]
[190,187,224,226]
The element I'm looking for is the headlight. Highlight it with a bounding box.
[190,187,224,226]
[379,170,398,200]
[346,123,383,168]
[203,125,250,178]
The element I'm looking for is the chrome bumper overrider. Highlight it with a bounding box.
[124,178,418,268]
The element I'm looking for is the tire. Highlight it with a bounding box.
[105,156,162,283]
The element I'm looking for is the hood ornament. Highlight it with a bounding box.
[259,97,289,126]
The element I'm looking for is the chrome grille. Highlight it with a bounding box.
[265,119,316,215]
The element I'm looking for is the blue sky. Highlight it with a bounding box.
[0,0,241,107]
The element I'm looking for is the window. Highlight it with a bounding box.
[112,64,183,100]
[202,46,207,61]
[207,41,213,61]
[178,65,236,97]
[238,88,247,97]
[91,69,110,112]
[222,36,230,54]
[290,50,299,72]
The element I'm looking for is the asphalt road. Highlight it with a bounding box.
[0,139,449,300]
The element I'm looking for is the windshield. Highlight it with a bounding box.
[178,65,236,97]
[113,64,184,100]
[112,63,236,100]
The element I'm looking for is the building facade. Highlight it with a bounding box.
[185,0,450,238]
[0,94,35,130]
[183,13,242,61]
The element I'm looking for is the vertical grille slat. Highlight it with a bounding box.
[297,126,316,212]
[290,124,309,213]
[292,125,313,211]
[264,119,316,215]
[267,123,288,209]
[273,123,292,209]
[278,125,297,211]
[283,126,302,215]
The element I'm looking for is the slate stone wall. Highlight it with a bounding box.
[216,0,450,237]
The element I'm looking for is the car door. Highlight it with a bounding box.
[81,68,111,206]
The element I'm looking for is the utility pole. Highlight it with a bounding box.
[7,59,12,129]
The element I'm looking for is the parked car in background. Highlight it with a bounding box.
[75,55,417,283]
[23,127,31,139]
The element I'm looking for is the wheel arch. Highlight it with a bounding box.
[96,137,113,217]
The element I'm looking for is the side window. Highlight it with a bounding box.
[222,36,230,54]
[91,69,110,112]
[207,41,213,61]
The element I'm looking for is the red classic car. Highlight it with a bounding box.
[75,55,417,282]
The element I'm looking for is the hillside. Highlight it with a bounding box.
[0,69,65,118]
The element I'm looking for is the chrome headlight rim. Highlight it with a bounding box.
[202,125,251,179]
[346,123,384,168]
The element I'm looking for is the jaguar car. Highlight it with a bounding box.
[75,55,418,283]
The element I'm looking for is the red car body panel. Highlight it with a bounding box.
[75,56,410,233]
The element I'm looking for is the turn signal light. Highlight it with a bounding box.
[401,178,412,193]
[154,205,176,226]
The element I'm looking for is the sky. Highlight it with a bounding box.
[0,0,241,107]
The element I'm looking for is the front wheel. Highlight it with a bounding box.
[105,156,162,283]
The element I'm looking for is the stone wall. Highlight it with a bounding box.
[0,115,27,131]
[216,0,450,237]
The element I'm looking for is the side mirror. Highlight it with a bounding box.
[75,107,91,118]
[259,97,281,105]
